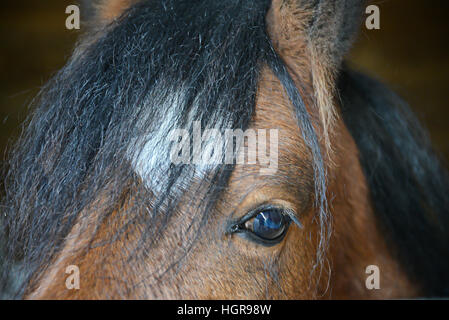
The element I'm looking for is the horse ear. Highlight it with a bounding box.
[267,0,365,66]
[267,0,366,149]
[81,0,140,25]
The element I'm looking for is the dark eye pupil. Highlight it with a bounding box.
[253,209,286,240]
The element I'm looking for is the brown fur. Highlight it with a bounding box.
[267,0,341,156]
[25,0,416,299]
[25,67,416,299]
[94,0,140,22]
[326,119,417,299]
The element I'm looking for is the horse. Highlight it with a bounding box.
[1,0,448,299]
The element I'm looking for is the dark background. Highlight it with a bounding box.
[1,0,448,164]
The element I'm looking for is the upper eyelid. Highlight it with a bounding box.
[229,203,303,232]
[235,203,283,225]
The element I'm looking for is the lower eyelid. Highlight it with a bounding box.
[237,225,290,247]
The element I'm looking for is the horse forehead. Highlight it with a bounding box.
[127,65,311,188]
[226,67,315,194]
[254,67,311,153]
[254,74,299,131]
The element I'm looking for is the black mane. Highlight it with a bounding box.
[5,0,444,300]
[0,0,327,298]
[339,68,449,297]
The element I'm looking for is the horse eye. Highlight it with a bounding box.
[230,207,292,246]
[251,209,288,240]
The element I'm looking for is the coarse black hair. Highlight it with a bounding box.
[0,0,328,298]
[339,67,449,297]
